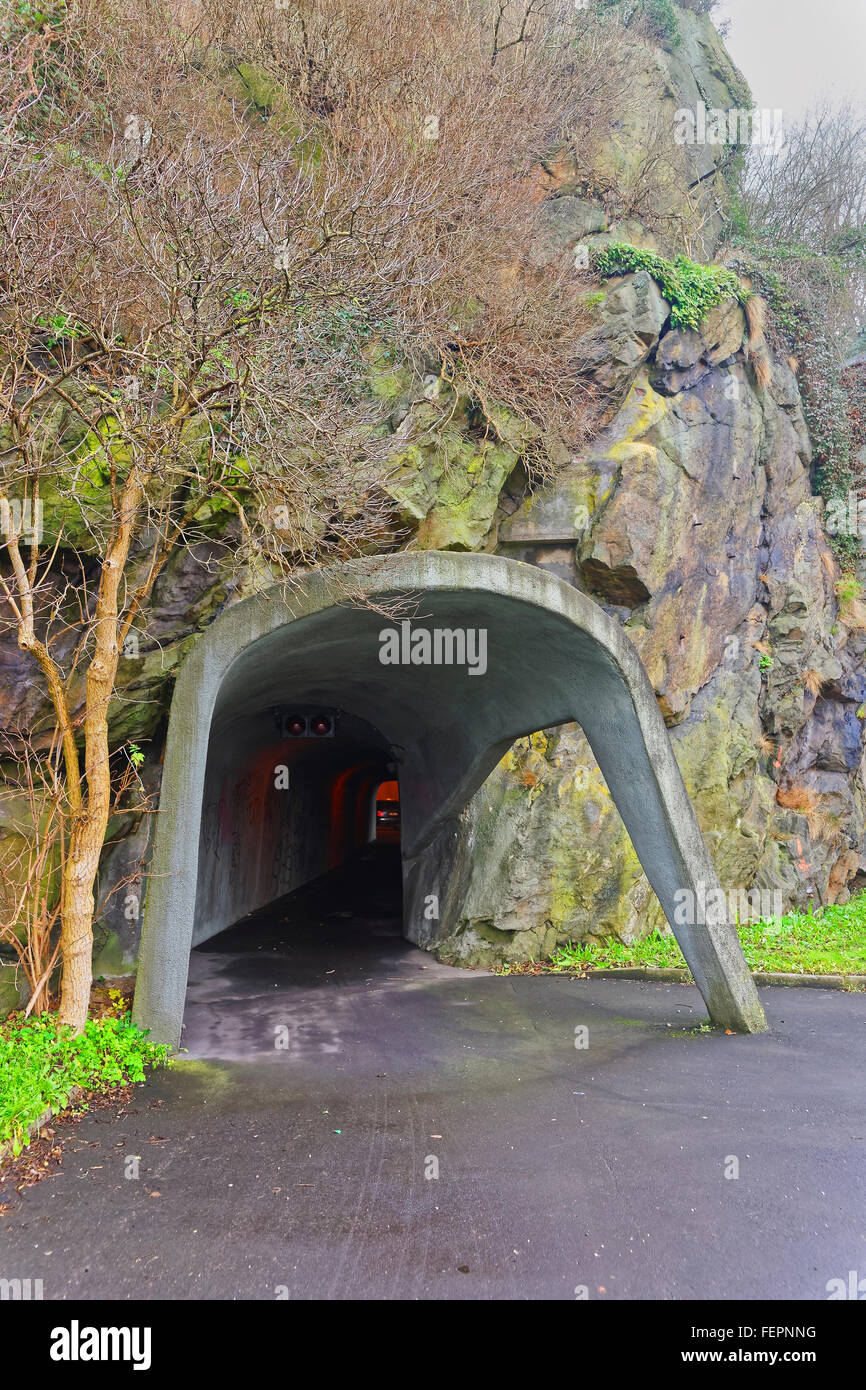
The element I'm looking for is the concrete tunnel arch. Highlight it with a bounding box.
[132,550,767,1046]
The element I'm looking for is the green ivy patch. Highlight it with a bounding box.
[593,242,742,330]
[727,246,861,567]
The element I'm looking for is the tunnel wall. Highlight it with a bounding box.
[194,738,329,945]
[194,716,391,946]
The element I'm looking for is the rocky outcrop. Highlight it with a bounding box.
[461,274,866,962]
[534,5,752,262]
[1,4,861,988]
[572,270,671,397]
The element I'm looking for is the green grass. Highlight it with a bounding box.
[0,1013,171,1158]
[537,894,866,980]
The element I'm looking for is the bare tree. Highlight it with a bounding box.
[740,102,866,340]
[0,0,614,1029]
[745,102,866,250]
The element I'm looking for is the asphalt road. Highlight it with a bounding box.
[2,846,865,1300]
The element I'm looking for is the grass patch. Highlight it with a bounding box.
[519,893,866,980]
[0,1012,171,1159]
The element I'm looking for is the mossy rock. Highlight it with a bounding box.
[92,927,138,978]
[227,62,324,163]
[0,959,28,1021]
[388,430,519,551]
[0,789,62,940]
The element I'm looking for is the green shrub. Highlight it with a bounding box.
[593,241,742,329]
[0,1013,171,1158]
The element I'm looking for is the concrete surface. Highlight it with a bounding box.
[133,551,765,1046]
[4,853,863,1301]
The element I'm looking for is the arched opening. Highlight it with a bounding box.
[192,703,400,948]
[134,552,766,1045]
[372,780,400,844]
[184,706,405,1055]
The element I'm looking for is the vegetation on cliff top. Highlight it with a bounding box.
[594,241,743,329]
[596,0,725,52]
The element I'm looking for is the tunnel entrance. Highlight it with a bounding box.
[197,844,404,956]
[194,703,401,947]
[134,552,766,1045]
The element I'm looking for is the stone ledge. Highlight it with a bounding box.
[584,967,866,991]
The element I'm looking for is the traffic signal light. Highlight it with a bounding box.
[276,710,336,739]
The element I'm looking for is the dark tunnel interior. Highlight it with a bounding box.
[192,704,404,952]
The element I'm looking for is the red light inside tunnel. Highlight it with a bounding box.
[310,715,333,737]
[374,780,400,841]
[285,715,306,737]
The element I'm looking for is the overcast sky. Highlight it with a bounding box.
[715,0,866,121]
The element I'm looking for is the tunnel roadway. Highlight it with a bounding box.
[2,849,864,1300]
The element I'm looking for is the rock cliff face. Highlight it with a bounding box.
[451,294,865,963]
[2,3,864,987]
[398,8,866,963]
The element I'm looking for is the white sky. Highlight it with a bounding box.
[715,0,866,120]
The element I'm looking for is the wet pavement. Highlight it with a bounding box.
[2,846,865,1300]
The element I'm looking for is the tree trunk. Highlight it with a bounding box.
[57,472,143,1032]
[56,850,97,1031]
